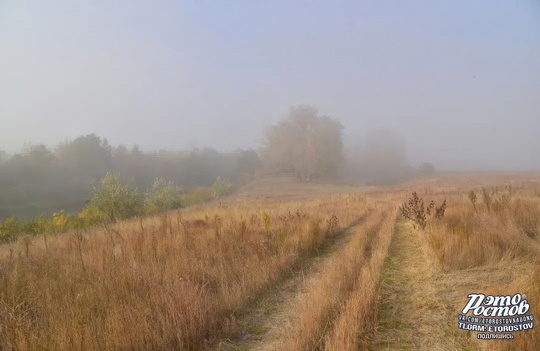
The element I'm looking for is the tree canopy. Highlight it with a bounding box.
[262,105,343,179]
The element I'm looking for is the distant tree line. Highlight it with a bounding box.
[0,104,436,221]
[0,134,259,220]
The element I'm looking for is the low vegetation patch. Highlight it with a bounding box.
[0,174,233,244]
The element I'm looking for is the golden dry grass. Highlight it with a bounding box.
[411,179,540,351]
[1,175,539,351]
[323,207,397,350]
[0,193,372,350]
[426,192,540,271]
[272,203,397,351]
[369,222,476,351]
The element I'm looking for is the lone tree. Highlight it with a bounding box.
[261,105,343,180]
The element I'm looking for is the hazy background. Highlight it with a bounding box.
[1,0,540,170]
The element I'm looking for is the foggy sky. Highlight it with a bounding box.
[1,0,539,170]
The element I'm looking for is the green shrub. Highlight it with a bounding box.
[211,177,233,198]
[21,215,51,236]
[0,215,21,242]
[87,172,143,221]
[52,210,71,232]
[144,178,182,215]
[77,206,108,227]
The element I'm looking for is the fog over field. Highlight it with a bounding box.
[2,3,540,350]
[1,0,540,170]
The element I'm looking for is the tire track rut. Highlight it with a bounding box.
[208,211,375,351]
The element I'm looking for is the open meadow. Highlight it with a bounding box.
[2,1,537,349]
[0,174,539,351]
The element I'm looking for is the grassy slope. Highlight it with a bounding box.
[0,178,373,350]
[1,175,539,351]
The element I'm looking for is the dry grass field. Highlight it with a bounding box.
[0,174,539,350]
